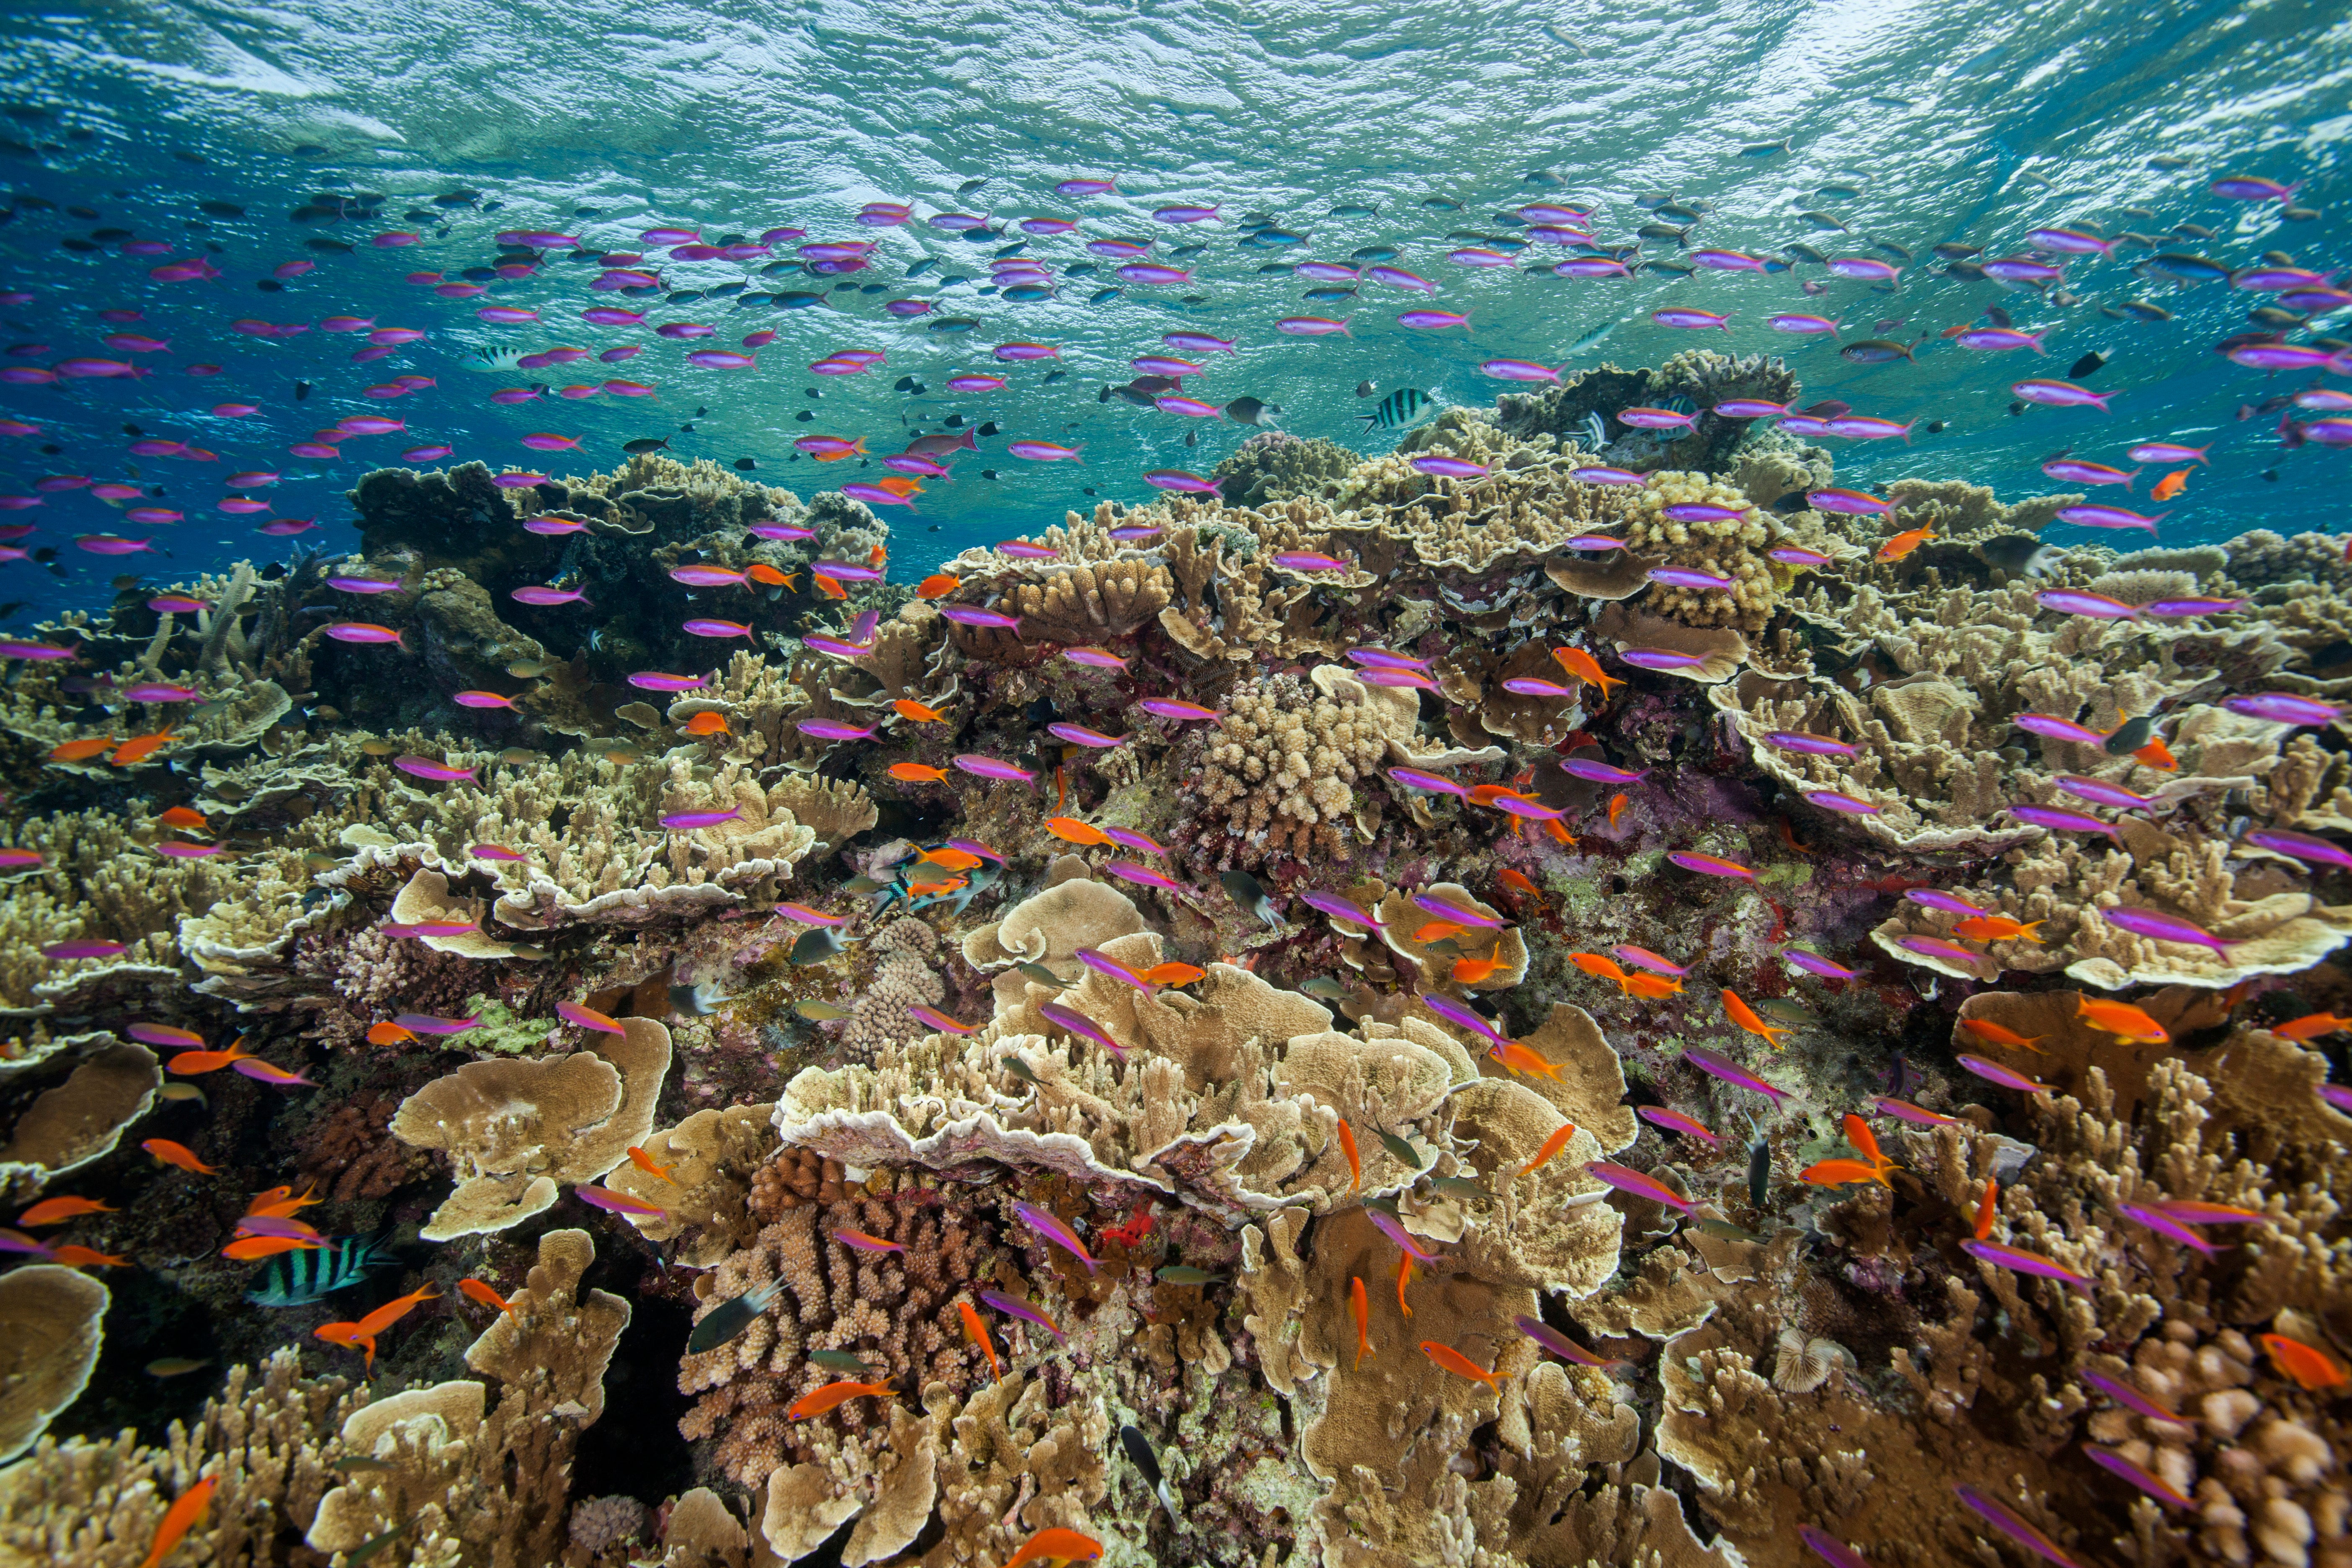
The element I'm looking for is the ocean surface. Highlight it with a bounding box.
[0,0,2347,623]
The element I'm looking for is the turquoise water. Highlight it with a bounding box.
[0,0,2347,620]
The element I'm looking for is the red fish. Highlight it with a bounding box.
[1419,1340,1504,1391]
[958,1299,1001,1383]
[788,1379,897,1418]
[1519,1121,1578,1176]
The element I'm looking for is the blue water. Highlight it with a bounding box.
[0,0,2347,624]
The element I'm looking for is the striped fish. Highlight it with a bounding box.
[462,346,529,374]
[246,1233,390,1307]
[1359,387,1439,431]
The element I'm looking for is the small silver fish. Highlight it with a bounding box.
[1016,961,1064,988]
[1300,976,1346,1000]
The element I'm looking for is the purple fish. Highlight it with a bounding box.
[1411,891,1503,929]
[1648,566,1736,591]
[802,635,875,660]
[1011,1199,1100,1271]
[979,1289,1068,1344]
[1905,889,1987,917]
[1682,1046,1790,1104]
[2224,693,2343,726]
[1368,1207,1443,1264]
[1797,1527,1870,1568]
[235,1215,325,1243]
[2035,589,2138,620]
[797,720,877,742]
[1139,697,1220,722]
[1661,503,1748,523]
[952,754,1036,782]
[2079,1367,2192,1427]
[627,672,707,692]
[2143,598,2245,618]
[1347,648,1436,672]
[1101,825,1167,856]
[1669,851,1754,880]
[1076,946,1156,993]
[1763,730,1858,758]
[1768,546,1833,567]
[1359,668,1439,691]
[1421,992,1510,1045]
[0,1228,55,1258]
[2322,1084,2352,1115]
[392,1013,481,1035]
[1047,722,1125,749]
[1104,859,1183,892]
[1566,534,1628,550]
[1952,1485,2084,1568]
[1612,946,1688,977]
[2240,827,2352,872]
[2083,1446,2192,1510]
[1571,467,1648,486]
[1035,1003,1124,1061]
[1387,766,1471,797]
[1514,1315,1625,1370]
[234,1060,318,1089]
[939,606,1025,631]
[660,809,743,830]
[1493,796,1570,822]
[2052,775,2154,810]
[2115,1202,2219,1256]
[2055,504,2165,533]
[1584,1161,1694,1215]
[394,756,477,782]
[1958,1054,2054,1093]
[1898,935,1988,967]
[2014,712,2108,746]
[2009,805,2123,845]
[2099,905,2230,955]
[1870,1096,1963,1129]
[1961,1239,2091,1293]
[1412,454,1489,478]
[1272,552,1347,572]
[1300,890,1384,929]
[831,1228,905,1253]
[1620,648,1708,671]
[1784,949,1858,980]
[1804,790,1880,815]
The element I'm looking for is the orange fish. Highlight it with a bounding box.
[888,762,949,783]
[1875,526,1936,562]
[2077,997,2169,1044]
[746,563,797,589]
[1551,646,1624,699]
[2276,1012,2352,1042]
[1570,952,1630,988]
[998,1528,1106,1568]
[682,710,732,737]
[815,573,847,599]
[1841,1113,1890,1172]
[1043,816,1111,847]
[140,1476,213,1568]
[2133,735,2178,771]
[1419,1340,1504,1392]
[1337,1119,1360,1192]
[167,1042,253,1075]
[1497,867,1543,910]
[110,729,176,766]
[1779,818,1815,856]
[247,1184,321,1219]
[1722,990,1791,1049]
[916,573,961,598]
[18,1196,114,1226]
[314,1321,377,1368]
[1623,973,1680,1000]
[46,735,117,763]
[958,1299,1001,1383]
[49,1245,130,1268]
[142,1138,215,1175]
[921,846,984,872]
[368,1019,423,1049]
[1413,920,1468,944]
[1939,321,1973,340]
[1960,1017,2045,1052]
[459,1277,516,1320]
[2261,1333,2350,1391]
[354,1284,442,1339]
[1800,1158,1891,1189]
[2151,469,2190,503]
[223,1235,324,1260]
[869,544,887,567]
[1453,951,1504,985]
[1542,818,1576,848]
[1973,1179,1998,1240]
[1952,915,2046,944]
[627,1145,678,1184]
[811,437,866,462]
[791,1379,897,1419]
[873,475,923,498]
[892,698,946,723]
[1467,784,1535,810]
[157,805,210,831]
[1395,1252,1415,1319]
[1489,1039,1561,1081]
[1350,1274,1372,1369]
[1519,1121,1578,1176]
[1139,962,1206,986]
[1607,792,1628,832]
[903,872,965,896]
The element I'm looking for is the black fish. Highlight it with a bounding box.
[2104,715,2155,755]
[686,1281,784,1356]
[294,379,311,400]
[1746,1136,1771,1210]
[622,437,671,454]
[1119,1425,1183,1526]
[733,458,758,471]
[1224,396,1280,427]
[2067,350,2109,381]
[1219,869,1282,928]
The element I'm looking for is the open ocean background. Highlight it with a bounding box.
[0,0,2347,624]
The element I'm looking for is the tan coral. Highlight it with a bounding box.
[598,1101,778,1267]
[0,1266,107,1465]
[0,1042,160,1187]
[390,1017,673,1240]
